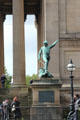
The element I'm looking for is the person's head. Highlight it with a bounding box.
[1,74,5,77]
[13,96,18,102]
[5,99,9,103]
[43,40,48,46]
[74,94,80,101]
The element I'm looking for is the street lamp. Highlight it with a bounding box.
[67,59,76,120]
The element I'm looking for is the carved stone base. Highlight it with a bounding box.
[30,78,62,106]
[30,78,62,120]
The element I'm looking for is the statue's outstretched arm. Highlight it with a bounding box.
[49,40,59,49]
[38,48,42,60]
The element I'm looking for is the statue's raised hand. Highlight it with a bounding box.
[54,40,59,44]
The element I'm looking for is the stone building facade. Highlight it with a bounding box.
[0,0,80,89]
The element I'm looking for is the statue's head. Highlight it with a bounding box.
[43,40,48,46]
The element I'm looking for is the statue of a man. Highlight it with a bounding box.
[38,40,59,75]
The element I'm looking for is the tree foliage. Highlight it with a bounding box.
[4,67,37,88]
[26,74,38,86]
[4,67,12,88]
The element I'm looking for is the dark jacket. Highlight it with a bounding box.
[0,74,6,83]
[11,101,22,118]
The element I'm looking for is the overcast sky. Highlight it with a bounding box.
[4,15,37,76]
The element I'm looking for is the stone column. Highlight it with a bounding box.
[12,0,26,87]
[36,14,43,70]
[0,13,5,78]
[42,0,60,78]
[37,1,46,71]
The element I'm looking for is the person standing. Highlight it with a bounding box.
[74,94,80,120]
[0,74,6,88]
[0,99,10,120]
[11,96,22,120]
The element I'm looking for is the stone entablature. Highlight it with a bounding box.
[0,0,40,15]
[60,40,80,48]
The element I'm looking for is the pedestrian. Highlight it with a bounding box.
[74,94,80,120]
[0,74,6,88]
[1,99,10,120]
[0,101,5,120]
[11,96,22,120]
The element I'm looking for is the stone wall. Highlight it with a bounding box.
[0,88,32,105]
[59,0,80,86]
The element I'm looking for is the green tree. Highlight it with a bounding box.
[4,67,12,88]
[26,74,38,86]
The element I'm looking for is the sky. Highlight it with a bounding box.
[4,15,37,76]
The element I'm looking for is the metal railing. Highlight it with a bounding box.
[0,106,30,120]
[0,105,80,120]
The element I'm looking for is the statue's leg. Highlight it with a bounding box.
[43,57,49,73]
[45,63,48,73]
[44,60,48,73]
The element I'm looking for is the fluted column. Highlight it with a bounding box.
[12,0,26,87]
[0,13,5,78]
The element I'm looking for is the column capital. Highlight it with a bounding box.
[0,12,5,22]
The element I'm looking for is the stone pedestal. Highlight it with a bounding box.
[31,79,62,105]
[30,106,62,120]
[30,79,63,120]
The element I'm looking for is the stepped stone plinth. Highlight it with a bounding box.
[30,78,63,120]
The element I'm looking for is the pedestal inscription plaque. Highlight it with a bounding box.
[39,91,54,103]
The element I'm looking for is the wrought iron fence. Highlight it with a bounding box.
[0,106,30,120]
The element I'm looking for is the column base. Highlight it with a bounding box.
[11,83,27,88]
[9,87,28,96]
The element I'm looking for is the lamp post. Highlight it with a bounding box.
[67,59,75,120]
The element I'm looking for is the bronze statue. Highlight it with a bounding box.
[38,40,59,78]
